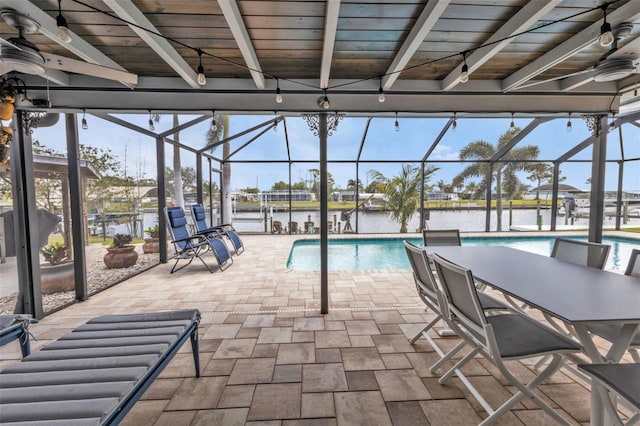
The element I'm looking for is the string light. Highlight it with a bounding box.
[452,112,457,131]
[148,110,155,131]
[196,49,206,86]
[394,112,400,132]
[599,4,614,47]
[510,112,515,128]
[70,0,619,97]
[566,113,572,132]
[460,52,469,83]
[56,0,72,43]
[273,111,278,132]
[378,77,385,103]
[318,89,330,109]
[211,110,217,131]
[72,0,619,96]
[275,78,283,103]
[81,109,88,130]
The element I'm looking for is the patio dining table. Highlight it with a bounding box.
[422,245,640,425]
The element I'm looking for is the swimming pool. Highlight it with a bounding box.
[286,235,639,272]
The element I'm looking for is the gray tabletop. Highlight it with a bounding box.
[424,245,640,324]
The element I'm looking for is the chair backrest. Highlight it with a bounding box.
[626,248,640,278]
[422,229,461,247]
[431,253,487,344]
[165,206,191,250]
[403,241,438,303]
[190,204,209,233]
[551,238,610,269]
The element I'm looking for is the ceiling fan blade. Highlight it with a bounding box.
[513,68,594,90]
[41,52,138,86]
[0,36,23,51]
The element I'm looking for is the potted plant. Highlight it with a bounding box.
[142,224,161,253]
[103,233,138,269]
[40,242,75,294]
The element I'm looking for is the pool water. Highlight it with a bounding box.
[286,236,639,272]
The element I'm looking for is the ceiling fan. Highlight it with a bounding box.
[516,22,638,90]
[0,8,137,86]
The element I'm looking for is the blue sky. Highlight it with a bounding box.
[33,113,640,193]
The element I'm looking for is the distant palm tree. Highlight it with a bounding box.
[368,164,438,233]
[452,128,539,231]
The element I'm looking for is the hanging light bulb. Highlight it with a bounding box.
[196,49,206,86]
[394,112,400,132]
[566,113,572,132]
[56,0,72,43]
[81,109,88,130]
[211,110,217,131]
[599,4,614,47]
[460,52,469,83]
[510,113,515,128]
[273,112,278,132]
[452,112,457,131]
[378,77,385,103]
[148,111,155,131]
[318,89,330,109]
[275,78,283,103]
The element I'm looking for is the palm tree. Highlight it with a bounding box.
[452,128,539,231]
[368,164,438,233]
[206,114,230,221]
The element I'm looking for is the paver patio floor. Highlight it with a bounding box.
[1,234,635,425]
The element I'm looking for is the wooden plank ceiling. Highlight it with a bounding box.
[1,0,639,114]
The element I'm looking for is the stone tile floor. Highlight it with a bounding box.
[1,233,636,425]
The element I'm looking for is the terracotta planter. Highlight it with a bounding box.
[40,262,75,294]
[142,238,160,254]
[103,245,138,269]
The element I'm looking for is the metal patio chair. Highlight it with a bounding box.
[422,228,461,247]
[585,248,640,363]
[404,241,508,372]
[431,253,582,425]
[551,237,610,269]
[578,363,640,426]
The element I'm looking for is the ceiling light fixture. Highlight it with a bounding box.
[275,78,283,104]
[452,112,457,131]
[56,0,72,43]
[460,52,469,83]
[81,109,88,130]
[510,112,515,128]
[566,113,572,132]
[599,3,614,47]
[196,49,206,86]
[394,112,400,132]
[211,110,217,131]
[148,110,155,131]
[317,89,330,109]
[378,77,385,103]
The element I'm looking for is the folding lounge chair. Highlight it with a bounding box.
[166,206,232,273]
[0,309,201,425]
[0,314,34,358]
[430,253,582,425]
[190,203,244,255]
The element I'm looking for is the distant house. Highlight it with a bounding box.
[259,190,314,203]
